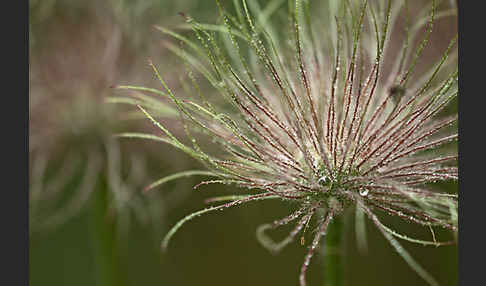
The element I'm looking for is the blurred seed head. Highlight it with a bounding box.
[29,0,191,236]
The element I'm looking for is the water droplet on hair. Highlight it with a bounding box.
[359,188,369,197]
[389,85,406,102]
[318,176,329,186]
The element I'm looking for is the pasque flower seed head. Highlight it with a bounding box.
[117,0,458,285]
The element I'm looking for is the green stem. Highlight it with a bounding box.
[90,182,120,286]
[324,215,344,286]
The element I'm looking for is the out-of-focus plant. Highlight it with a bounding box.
[116,0,457,285]
[28,0,189,236]
[29,2,227,285]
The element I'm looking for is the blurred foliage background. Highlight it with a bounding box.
[29,1,457,285]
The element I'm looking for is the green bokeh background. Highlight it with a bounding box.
[29,1,458,285]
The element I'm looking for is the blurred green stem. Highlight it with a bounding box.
[324,216,344,286]
[90,181,120,286]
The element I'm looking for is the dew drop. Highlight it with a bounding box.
[318,176,329,186]
[389,85,406,102]
[359,188,369,197]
